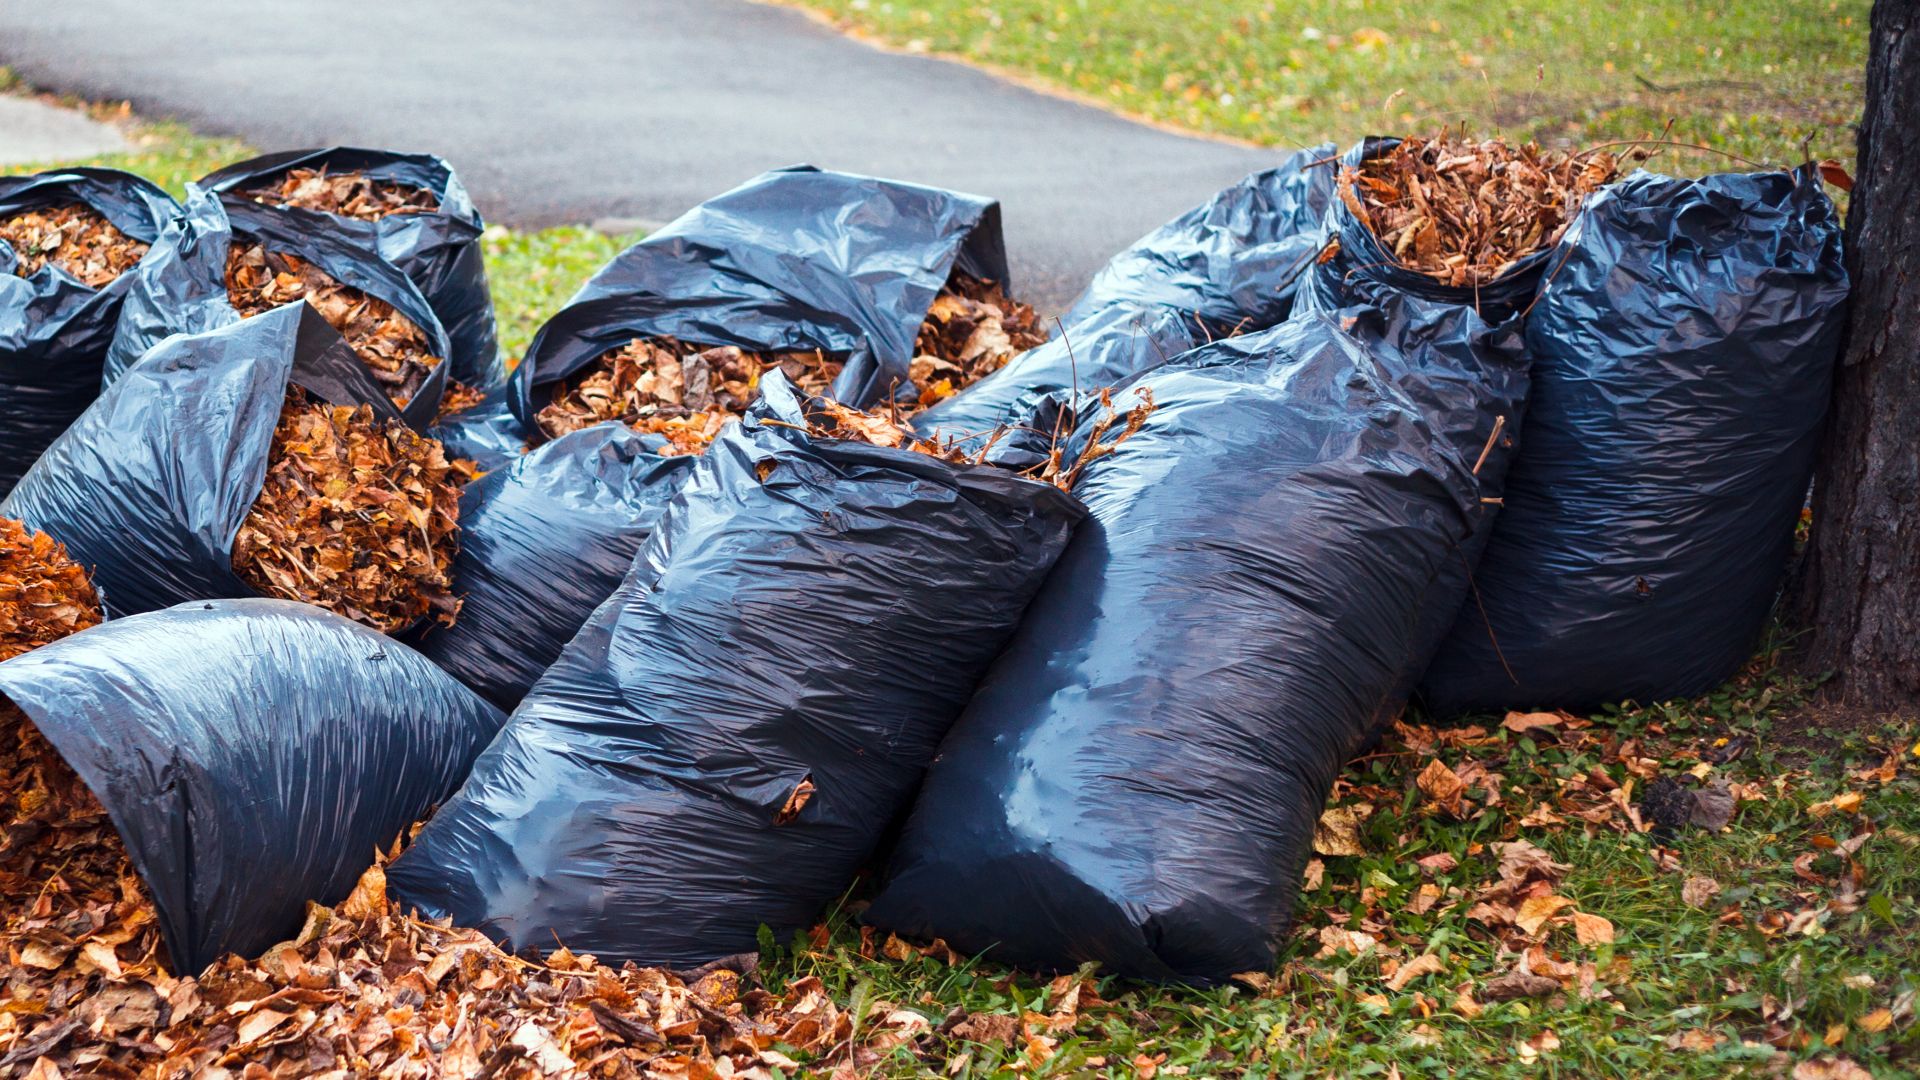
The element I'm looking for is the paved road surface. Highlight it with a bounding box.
[0,0,1283,310]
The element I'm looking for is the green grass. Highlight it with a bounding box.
[790,0,1867,171]
[3,72,636,361]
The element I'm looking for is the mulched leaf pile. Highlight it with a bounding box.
[231,393,471,634]
[535,340,842,456]
[0,204,149,288]
[1338,131,1620,287]
[224,240,472,417]
[0,520,102,663]
[902,272,1044,414]
[242,168,438,222]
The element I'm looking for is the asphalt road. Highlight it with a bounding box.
[0,0,1282,310]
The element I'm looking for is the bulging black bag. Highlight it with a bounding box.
[198,147,503,393]
[505,165,1007,431]
[105,186,453,429]
[5,302,436,623]
[408,422,696,709]
[866,311,1519,984]
[1062,143,1339,336]
[909,303,1197,445]
[0,169,180,495]
[1419,166,1848,714]
[0,598,505,970]
[387,373,1085,968]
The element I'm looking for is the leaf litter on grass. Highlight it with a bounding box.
[0,204,148,288]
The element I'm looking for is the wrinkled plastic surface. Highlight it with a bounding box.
[388,373,1085,968]
[106,186,452,428]
[199,147,502,391]
[867,311,1519,984]
[409,423,695,709]
[0,168,179,495]
[1419,167,1848,714]
[508,165,1006,431]
[5,302,417,621]
[910,303,1198,445]
[1063,144,1338,335]
[0,598,505,970]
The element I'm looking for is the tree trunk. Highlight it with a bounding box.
[1791,0,1920,708]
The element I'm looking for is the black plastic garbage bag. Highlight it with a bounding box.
[0,597,506,970]
[1300,137,1550,327]
[0,168,180,496]
[5,302,432,622]
[199,147,502,392]
[1062,143,1338,335]
[909,303,1197,445]
[508,165,1007,433]
[388,372,1085,968]
[408,423,695,709]
[105,186,453,429]
[866,311,1519,984]
[1419,166,1848,714]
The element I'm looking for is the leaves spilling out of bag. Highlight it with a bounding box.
[0,519,102,663]
[0,202,149,288]
[537,338,843,455]
[0,711,921,1078]
[232,392,471,634]
[904,272,1046,413]
[797,386,1154,493]
[242,167,439,221]
[224,239,473,417]
[1340,130,1620,287]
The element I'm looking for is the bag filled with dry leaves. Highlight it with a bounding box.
[0,597,504,971]
[472,165,1009,458]
[388,371,1086,968]
[4,302,470,631]
[0,168,179,496]
[1062,142,1339,336]
[1419,165,1849,714]
[408,422,697,709]
[198,146,504,395]
[866,311,1522,984]
[104,186,458,429]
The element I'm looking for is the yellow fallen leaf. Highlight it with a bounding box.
[1515,893,1575,936]
[1859,1008,1893,1033]
[1313,803,1372,857]
[1453,989,1483,1018]
[1386,952,1445,992]
[1316,926,1379,957]
[1571,911,1615,946]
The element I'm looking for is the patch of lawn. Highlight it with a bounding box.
[789,0,1867,170]
[2,70,635,362]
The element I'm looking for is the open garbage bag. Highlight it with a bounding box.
[0,168,179,496]
[1062,143,1338,336]
[1419,166,1848,713]
[388,373,1084,968]
[5,303,432,622]
[0,598,505,970]
[506,165,1007,431]
[105,186,452,428]
[199,146,503,392]
[866,308,1521,984]
[408,423,696,709]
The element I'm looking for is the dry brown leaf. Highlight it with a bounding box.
[1417,758,1468,815]
[1502,711,1563,733]
[0,518,102,661]
[1385,952,1446,992]
[0,202,148,287]
[1514,893,1575,936]
[243,167,438,221]
[1571,910,1615,946]
[901,272,1045,412]
[1313,803,1373,857]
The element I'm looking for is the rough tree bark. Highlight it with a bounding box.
[1791,0,1920,709]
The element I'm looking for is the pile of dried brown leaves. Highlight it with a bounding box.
[224,240,475,419]
[0,204,149,288]
[242,169,438,221]
[798,386,1153,493]
[232,394,470,634]
[0,724,928,1079]
[535,339,842,455]
[0,520,102,663]
[903,273,1045,414]
[1338,131,1619,287]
